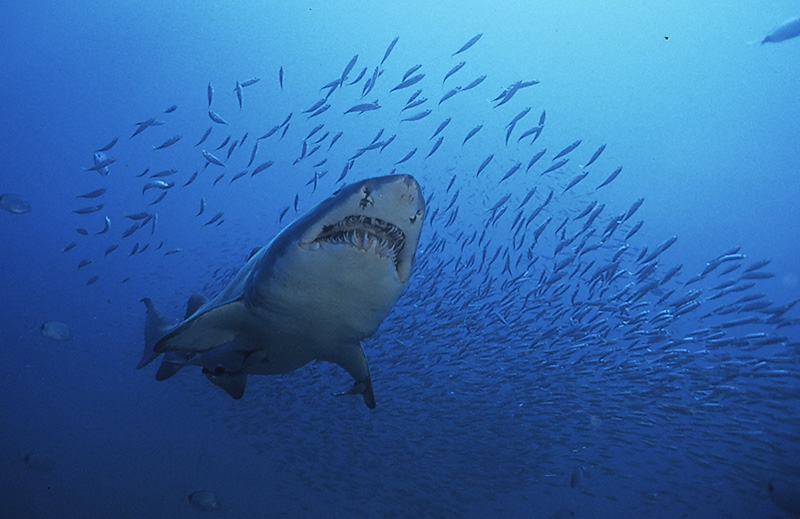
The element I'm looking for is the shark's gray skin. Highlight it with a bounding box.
[138,174,425,408]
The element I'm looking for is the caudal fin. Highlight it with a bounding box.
[138,298,175,369]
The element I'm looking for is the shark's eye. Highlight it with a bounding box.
[410,209,423,224]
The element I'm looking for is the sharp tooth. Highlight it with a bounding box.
[299,241,321,250]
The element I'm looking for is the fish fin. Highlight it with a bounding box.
[202,368,247,399]
[185,293,208,319]
[152,300,247,354]
[335,376,375,409]
[329,342,376,409]
[155,352,193,380]
[138,297,176,369]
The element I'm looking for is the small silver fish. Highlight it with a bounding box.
[72,204,104,215]
[202,150,226,167]
[0,194,32,214]
[152,135,182,150]
[83,152,114,175]
[208,110,228,125]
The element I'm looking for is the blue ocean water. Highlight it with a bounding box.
[1,1,799,518]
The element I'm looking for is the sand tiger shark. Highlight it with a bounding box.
[138,174,425,408]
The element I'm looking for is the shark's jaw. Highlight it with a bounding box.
[292,174,425,285]
[310,215,406,274]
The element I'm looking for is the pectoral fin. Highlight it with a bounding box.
[154,300,248,354]
[203,367,247,399]
[329,342,376,409]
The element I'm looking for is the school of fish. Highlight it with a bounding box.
[60,33,799,518]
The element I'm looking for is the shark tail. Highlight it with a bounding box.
[138,298,175,369]
[139,294,209,371]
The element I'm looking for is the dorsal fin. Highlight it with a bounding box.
[185,293,208,319]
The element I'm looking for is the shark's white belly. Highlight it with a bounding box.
[244,242,403,374]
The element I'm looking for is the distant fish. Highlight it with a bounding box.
[597,166,623,189]
[431,118,451,140]
[395,148,417,165]
[584,143,606,167]
[230,170,248,183]
[234,81,243,109]
[130,117,163,138]
[345,100,380,114]
[340,54,358,87]
[95,216,111,235]
[0,193,32,214]
[40,321,71,341]
[194,126,211,147]
[401,109,431,122]
[443,61,466,86]
[152,135,182,150]
[76,188,106,199]
[204,211,224,226]
[251,160,274,177]
[151,168,178,178]
[278,66,284,89]
[476,154,493,177]
[541,158,568,175]
[207,82,213,107]
[461,75,486,92]
[381,36,399,65]
[73,204,104,215]
[202,150,226,168]
[760,16,800,44]
[439,87,461,106]
[461,124,483,147]
[453,33,483,56]
[402,64,422,82]
[208,110,229,125]
[84,152,114,175]
[348,67,367,85]
[96,137,118,152]
[215,135,231,150]
[553,140,582,160]
[391,73,425,92]
[188,491,221,512]
[163,104,177,113]
[241,77,260,87]
[62,241,77,253]
[142,180,173,195]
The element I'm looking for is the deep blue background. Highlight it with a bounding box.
[1,2,798,518]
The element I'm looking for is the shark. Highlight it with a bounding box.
[138,174,425,408]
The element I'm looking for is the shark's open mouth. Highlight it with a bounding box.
[314,215,406,268]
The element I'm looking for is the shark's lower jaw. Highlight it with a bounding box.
[311,215,406,269]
